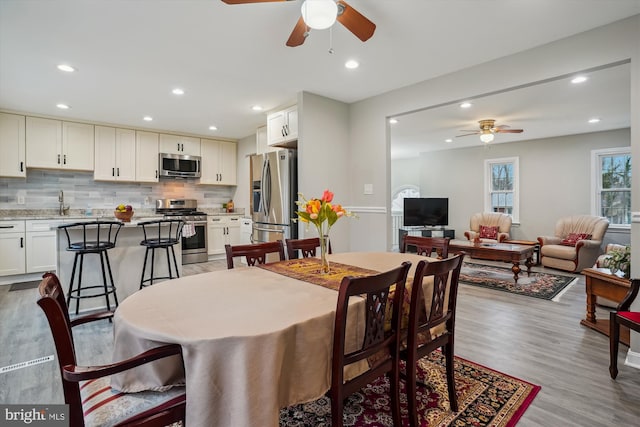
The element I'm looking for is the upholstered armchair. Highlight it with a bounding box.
[464,212,512,243]
[537,215,609,273]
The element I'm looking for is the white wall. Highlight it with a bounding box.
[392,129,631,245]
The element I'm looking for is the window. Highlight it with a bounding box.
[391,185,420,213]
[484,157,519,223]
[591,147,631,227]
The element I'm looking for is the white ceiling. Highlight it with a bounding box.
[1,0,639,142]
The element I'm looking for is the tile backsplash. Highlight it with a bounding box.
[0,170,234,211]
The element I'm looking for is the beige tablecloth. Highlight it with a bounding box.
[111,252,435,427]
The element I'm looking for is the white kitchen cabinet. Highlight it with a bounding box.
[94,126,136,181]
[159,134,200,156]
[136,131,159,182]
[0,221,26,276]
[25,220,60,273]
[208,215,242,255]
[0,113,26,178]
[267,105,297,147]
[26,117,94,170]
[200,138,236,185]
[256,125,277,154]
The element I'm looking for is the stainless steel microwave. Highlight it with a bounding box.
[159,153,201,179]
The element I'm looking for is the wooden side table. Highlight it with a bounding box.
[580,267,631,345]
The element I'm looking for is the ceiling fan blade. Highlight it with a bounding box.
[493,124,511,130]
[221,0,289,4]
[456,132,480,137]
[286,17,308,47]
[495,129,524,133]
[336,0,376,42]
[459,129,479,133]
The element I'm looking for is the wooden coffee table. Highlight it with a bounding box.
[448,240,535,283]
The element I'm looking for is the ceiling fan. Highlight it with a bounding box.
[221,0,376,47]
[457,119,524,143]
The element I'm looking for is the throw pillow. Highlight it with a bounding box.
[560,232,592,246]
[479,225,499,240]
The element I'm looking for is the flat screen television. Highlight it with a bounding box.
[403,198,449,227]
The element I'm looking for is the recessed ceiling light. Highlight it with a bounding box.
[345,60,359,69]
[252,105,263,111]
[56,103,70,109]
[209,125,218,131]
[172,88,185,95]
[460,102,472,109]
[57,64,75,72]
[389,118,398,124]
[571,76,588,84]
[445,138,453,143]
[143,116,153,122]
[588,118,601,123]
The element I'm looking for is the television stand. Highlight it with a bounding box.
[398,227,455,245]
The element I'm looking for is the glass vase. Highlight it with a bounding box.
[320,234,330,274]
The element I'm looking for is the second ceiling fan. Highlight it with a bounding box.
[457,119,524,143]
[221,0,376,47]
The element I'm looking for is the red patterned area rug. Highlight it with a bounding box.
[279,352,540,426]
[460,262,577,301]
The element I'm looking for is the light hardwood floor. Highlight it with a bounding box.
[1,259,639,426]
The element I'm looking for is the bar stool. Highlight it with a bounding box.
[138,219,184,289]
[58,221,123,315]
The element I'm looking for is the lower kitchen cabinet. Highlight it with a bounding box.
[0,221,26,276]
[208,215,241,255]
[25,220,60,273]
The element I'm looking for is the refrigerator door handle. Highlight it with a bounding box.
[263,159,272,216]
[258,157,267,216]
[253,226,285,234]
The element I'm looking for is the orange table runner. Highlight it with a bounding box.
[257,258,380,291]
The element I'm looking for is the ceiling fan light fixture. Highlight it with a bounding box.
[301,0,338,30]
[480,133,494,143]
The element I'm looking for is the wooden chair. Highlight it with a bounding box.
[610,278,640,379]
[37,272,186,427]
[224,240,286,269]
[401,253,465,426]
[400,234,450,259]
[285,237,332,259]
[329,262,411,427]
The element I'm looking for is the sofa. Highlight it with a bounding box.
[463,212,512,243]
[537,215,609,273]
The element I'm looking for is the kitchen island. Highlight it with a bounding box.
[56,218,182,312]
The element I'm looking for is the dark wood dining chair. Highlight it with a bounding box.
[225,240,286,269]
[400,234,450,259]
[329,262,412,427]
[401,253,465,426]
[37,272,186,427]
[610,278,640,379]
[285,237,332,259]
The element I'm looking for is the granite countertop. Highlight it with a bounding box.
[0,207,248,221]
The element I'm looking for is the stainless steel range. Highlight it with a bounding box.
[156,199,208,264]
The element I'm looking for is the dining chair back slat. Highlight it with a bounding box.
[401,234,450,259]
[225,240,286,269]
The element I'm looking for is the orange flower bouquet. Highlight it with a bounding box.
[294,190,356,273]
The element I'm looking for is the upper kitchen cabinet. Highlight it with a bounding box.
[94,126,136,181]
[267,105,297,147]
[0,113,26,178]
[256,125,277,154]
[136,131,159,182]
[200,138,236,185]
[26,117,94,171]
[159,133,200,156]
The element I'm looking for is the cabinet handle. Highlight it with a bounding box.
[281,127,285,137]
[181,143,184,151]
[20,237,24,248]
[117,167,120,177]
[177,143,180,151]
[0,225,15,229]
[155,170,158,178]
[112,167,115,177]
[57,154,61,164]
[63,154,67,165]
[284,124,289,136]
[20,161,24,172]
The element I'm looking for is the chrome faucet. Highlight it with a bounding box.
[58,190,65,215]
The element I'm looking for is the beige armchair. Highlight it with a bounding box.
[537,215,609,273]
[464,212,512,243]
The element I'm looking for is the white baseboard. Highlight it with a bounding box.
[624,348,640,370]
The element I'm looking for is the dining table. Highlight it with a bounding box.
[111,251,437,427]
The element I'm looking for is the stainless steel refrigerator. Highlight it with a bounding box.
[250,149,298,245]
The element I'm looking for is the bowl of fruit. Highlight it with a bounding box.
[114,204,134,222]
